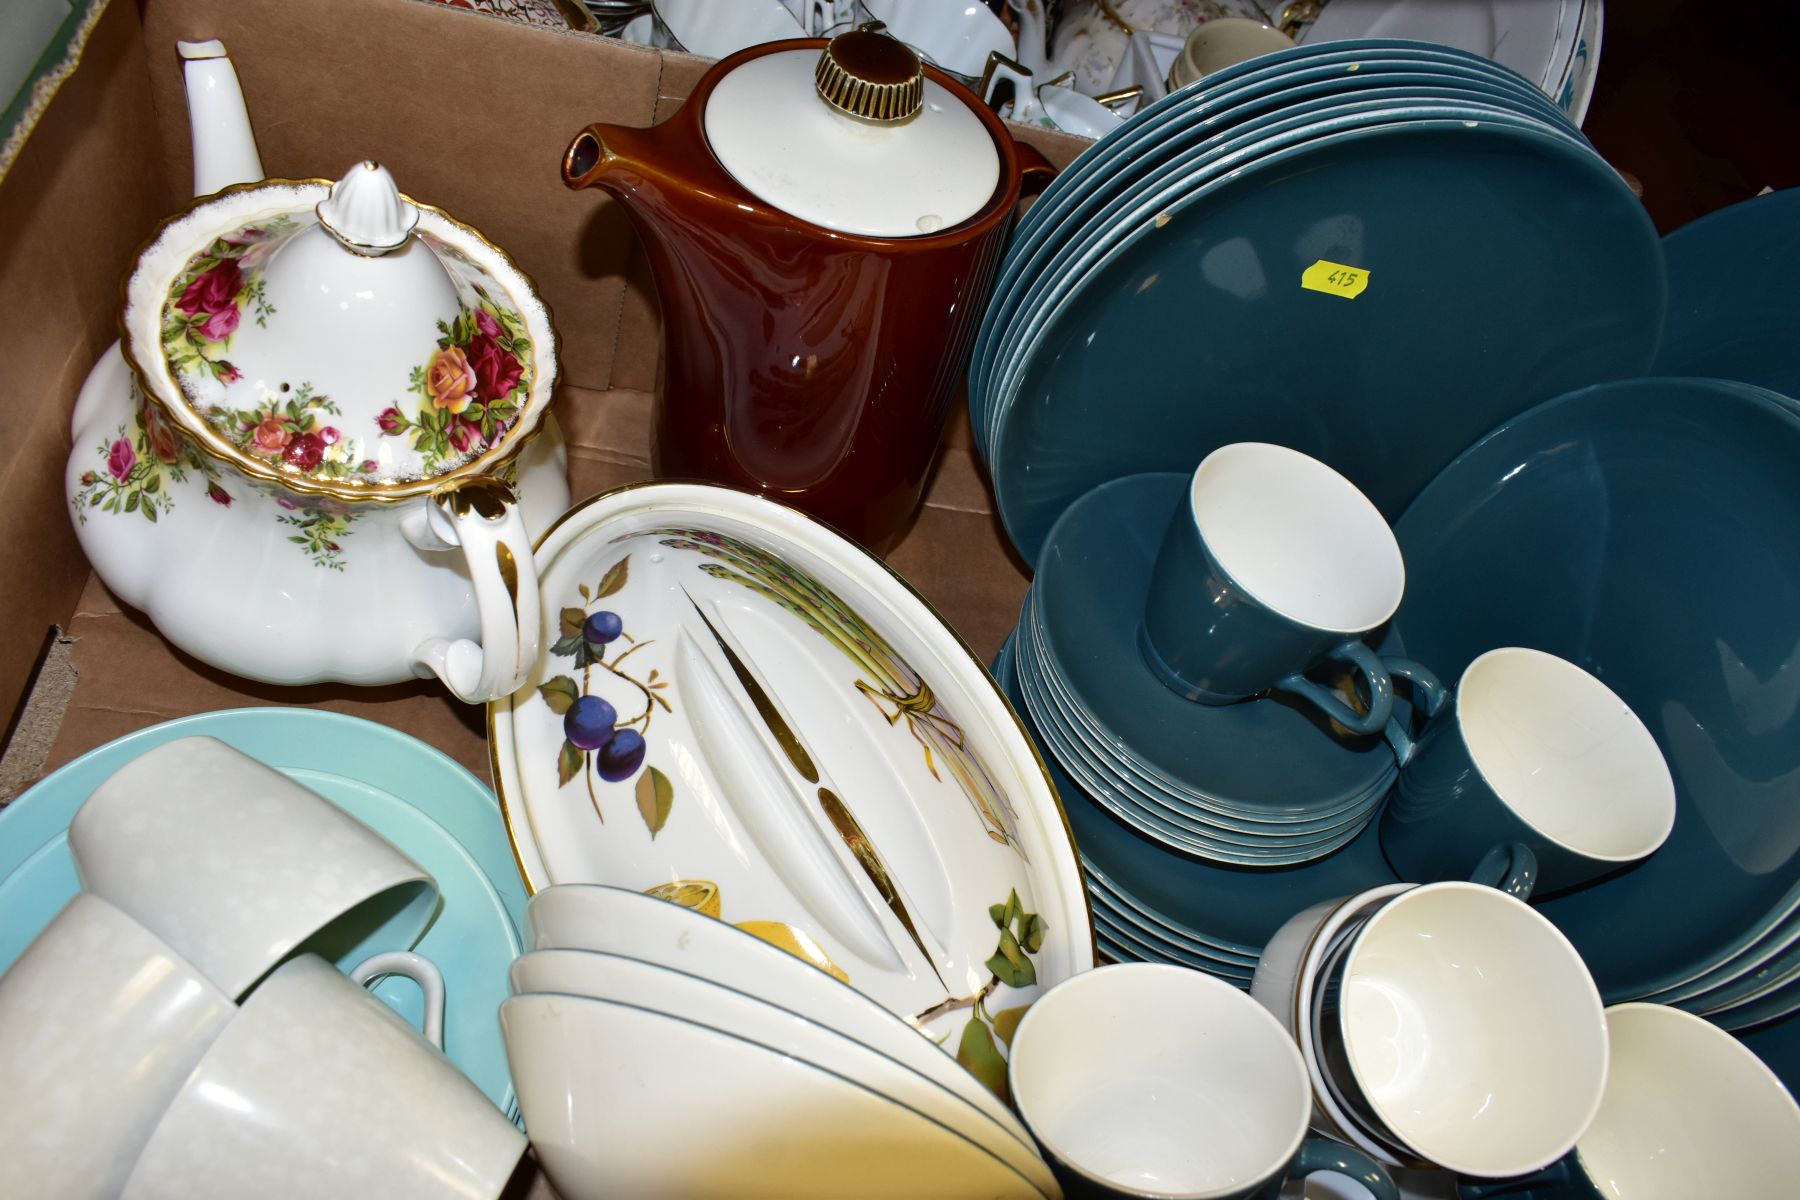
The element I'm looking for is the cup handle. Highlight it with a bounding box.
[1378,657,1448,767]
[1275,641,1394,736]
[348,950,446,1048]
[1290,1136,1401,1200]
[980,52,1039,122]
[402,476,542,704]
[1471,841,1538,901]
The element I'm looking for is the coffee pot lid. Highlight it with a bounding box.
[703,28,1001,238]
[120,162,556,498]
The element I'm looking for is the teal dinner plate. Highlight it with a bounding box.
[971,41,1582,455]
[1392,378,1800,1003]
[0,708,525,1113]
[988,114,1660,568]
[1653,186,1800,397]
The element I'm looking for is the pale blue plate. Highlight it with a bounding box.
[0,708,525,1114]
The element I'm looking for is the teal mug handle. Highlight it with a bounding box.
[1471,841,1538,901]
[1290,1137,1401,1200]
[1378,657,1448,766]
[1276,641,1395,736]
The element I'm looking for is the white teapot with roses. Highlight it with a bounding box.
[65,40,570,699]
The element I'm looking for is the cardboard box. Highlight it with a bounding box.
[0,0,1088,791]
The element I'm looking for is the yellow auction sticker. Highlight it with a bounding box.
[1301,259,1370,299]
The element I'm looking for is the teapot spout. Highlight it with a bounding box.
[561,123,659,195]
[179,40,266,198]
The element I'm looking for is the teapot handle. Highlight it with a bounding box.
[404,476,542,703]
[1015,142,1058,202]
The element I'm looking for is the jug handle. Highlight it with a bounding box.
[1015,142,1058,202]
[404,476,542,704]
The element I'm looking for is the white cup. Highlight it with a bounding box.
[119,952,524,1200]
[1008,963,1399,1199]
[1337,882,1609,1178]
[69,735,438,998]
[0,892,234,1200]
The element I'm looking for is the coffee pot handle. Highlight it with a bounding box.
[404,476,542,703]
[1015,141,1059,201]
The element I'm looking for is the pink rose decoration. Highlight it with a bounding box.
[474,308,502,339]
[466,328,523,402]
[252,417,291,453]
[376,406,404,434]
[275,496,300,510]
[318,426,341,447]
[80,471,98,487]
[177,259,242,320]
[200,306,241,342]
[426,346,478,414]
[284,433,325,472]
[219,363,243,384]
[107,439,136,480]
[207,482,233,506]
[447,420,475,454]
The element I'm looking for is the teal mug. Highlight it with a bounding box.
[1381,647,1676,896]
[1008,963,1400,1200]
[1458,1003,1800,1199]
[1139,443,1407,735]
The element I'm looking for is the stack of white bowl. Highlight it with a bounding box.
[503,884,1060,1200]
[0,736,525,1200]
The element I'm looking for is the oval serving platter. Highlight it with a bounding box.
[492,482,1094,1062]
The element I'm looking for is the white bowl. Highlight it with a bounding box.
[1339,881,1608,1177]
[523,885,1031,1148]
[654,0,803,59]
[501,991,1048,1199]
[1576,1002,1800,1197]
[508,945,1054,1194]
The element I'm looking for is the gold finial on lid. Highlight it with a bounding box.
[815,24,923,123]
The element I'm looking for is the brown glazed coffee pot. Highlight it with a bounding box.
[563,27,1052,552]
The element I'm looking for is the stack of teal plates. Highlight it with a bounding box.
[968,37,1662,568]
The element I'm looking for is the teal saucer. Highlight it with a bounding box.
[0,708,525,1114]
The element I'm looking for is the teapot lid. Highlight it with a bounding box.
[703,30,1001,238]
[120,162,557,499]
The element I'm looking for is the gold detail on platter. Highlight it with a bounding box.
[734,921,851,984]
[686,597,820,784]
[645,879,722,920]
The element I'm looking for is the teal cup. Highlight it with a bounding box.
[1458,1003,1800,1199]
[1381,647,1676,896]
[1140,444,1407,735]
[1008,963,1399,1200]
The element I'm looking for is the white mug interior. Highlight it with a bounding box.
[1190,443,1405,635]
[1338,882,1607,1178]
[1010,962,1311,1197]
[1168,18,1294,89]
[1457,647,1677,862]
[1576,1003,1800,1197]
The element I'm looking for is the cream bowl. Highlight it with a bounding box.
[500,991,1047,1199]
[1339,881,1608,1177]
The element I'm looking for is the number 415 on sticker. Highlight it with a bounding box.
[1301,259,1370,299]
